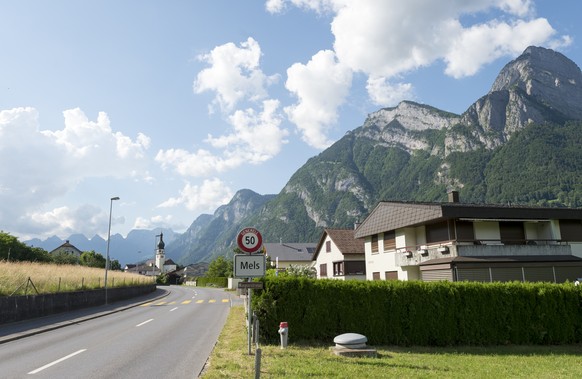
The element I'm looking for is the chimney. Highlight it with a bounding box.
[448,190,459,203]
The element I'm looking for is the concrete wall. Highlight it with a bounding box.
[0,284,156,325]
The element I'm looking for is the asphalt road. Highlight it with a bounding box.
[0,285,238,379]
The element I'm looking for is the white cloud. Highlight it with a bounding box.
[0,107,149,238]
[158,178,234,212]
[156,99,287,176]
[444,18,562,78]
[193,37,279,113]
[133,215,178,231]
[27,205,119,240]
[366,76,414,107]
[284,50,352,149]
[277,0,569,109]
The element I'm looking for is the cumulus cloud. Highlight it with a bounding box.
[0,107,149,238]
[284,50,352,149]
[158,178,234,212]
[271,0,570,113]
[156,99,287,176]
[193,37,279,113]
[133,215,179,231]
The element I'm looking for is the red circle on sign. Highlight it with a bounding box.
[237,227,263,253]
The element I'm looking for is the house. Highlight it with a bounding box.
[264,242,316,271]
[354,192,582,283]
[49,240,83,257]
[312,228,366,280]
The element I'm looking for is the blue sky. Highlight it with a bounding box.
[1,0,581,240]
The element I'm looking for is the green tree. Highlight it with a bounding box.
[110,259,122,271]
[79,250,106,268]
[0,231,51,262]
[206,256,233,278]
[51,250,80,265]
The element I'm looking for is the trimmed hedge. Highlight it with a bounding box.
[196,277,228,288]
[252,277,582,346]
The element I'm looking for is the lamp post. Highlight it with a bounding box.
[105,196,120,305]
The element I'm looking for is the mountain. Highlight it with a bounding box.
[27,46,582,266]
[165,189,275,264]
[25,228,177,266]
[171,46,582,264]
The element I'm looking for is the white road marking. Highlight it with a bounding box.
[136,319,154,327]
[28,349,87,374]
[169,307,178,312]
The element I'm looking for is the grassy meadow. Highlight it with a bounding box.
[0,261,154,296]
[202,305,582,378]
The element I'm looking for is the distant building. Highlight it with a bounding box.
[49,240,83,257]
[264,242,316,271]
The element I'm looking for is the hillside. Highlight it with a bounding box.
[168,46,582,265]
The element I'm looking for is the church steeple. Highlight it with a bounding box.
[155,232,166,274]
[157,232,165,250]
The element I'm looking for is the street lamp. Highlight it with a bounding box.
[104,196,120,305]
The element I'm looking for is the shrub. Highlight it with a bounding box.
[252,277,582,346]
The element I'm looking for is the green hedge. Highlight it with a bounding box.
[252,277,582,346]
[196,277,228,288]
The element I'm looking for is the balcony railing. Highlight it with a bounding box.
[394,239,575,267]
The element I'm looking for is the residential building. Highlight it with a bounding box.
[264,242,316,271]
[354,192,582,283]
[49,240,83,257]
[313,228,366,280]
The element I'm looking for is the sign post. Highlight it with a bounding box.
[234,227,264,355]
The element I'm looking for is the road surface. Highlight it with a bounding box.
[0,285,237,378]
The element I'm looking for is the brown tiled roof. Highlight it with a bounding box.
[355,201,582,239]
[313,228,364,261]
[327,229,365,255]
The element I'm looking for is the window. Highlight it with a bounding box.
[426,221,451,243]
[325,241,331,253]
[320,263,327,277]
[333,262,344,276]
[560,220,582,242]
[499,222,525,245]
[371,234,379,254]
[385,271,398,280]
[383,231,396,251]
[455,221,475,242]
[345,261,366,275]
[372,272,381,280]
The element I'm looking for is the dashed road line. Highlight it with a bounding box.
[136,319,154,327]
[28,349,87,374]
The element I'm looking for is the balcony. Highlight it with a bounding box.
[395,239,574,267]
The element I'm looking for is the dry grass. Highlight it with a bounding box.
[0,261,154,296]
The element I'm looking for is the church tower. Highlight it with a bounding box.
[155,232,166,274]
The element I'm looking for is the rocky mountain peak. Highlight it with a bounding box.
[490,46,582,120]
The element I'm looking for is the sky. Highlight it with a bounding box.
[1,0,581,241]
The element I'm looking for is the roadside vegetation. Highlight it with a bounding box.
[202,305,582,378]
[0,231,154,296]
[0,261,153,296]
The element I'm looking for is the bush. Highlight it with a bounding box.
[196,277,228,288]
[252,277,582,346]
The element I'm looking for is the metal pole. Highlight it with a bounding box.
[248,282,252,355]
[104,196,119,305]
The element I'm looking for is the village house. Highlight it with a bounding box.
[354,191,582,283]
[264,242,316,271]
[312,228,366,280]
[49,240,83,257]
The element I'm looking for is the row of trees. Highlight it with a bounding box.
[0,231,120,269]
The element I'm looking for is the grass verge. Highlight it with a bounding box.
[202,305,582,378]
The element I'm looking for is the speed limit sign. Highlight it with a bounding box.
[237,227,263,253]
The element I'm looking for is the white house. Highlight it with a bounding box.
[354,192,582,283]
[312,228,366,280]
